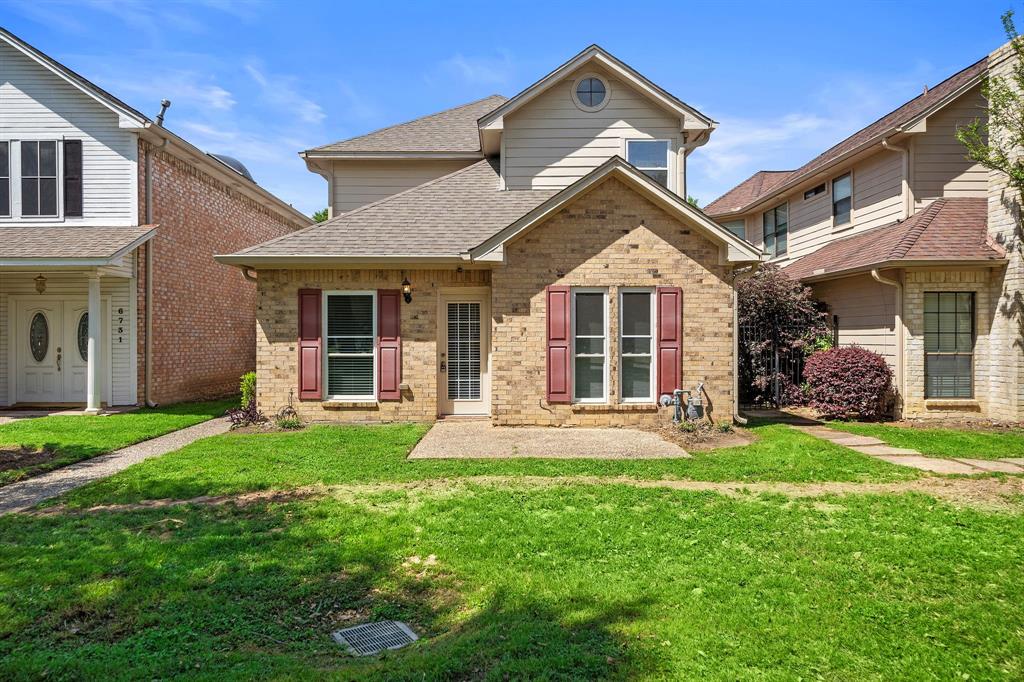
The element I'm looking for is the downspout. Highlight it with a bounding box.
[241,267,258,283]
[871,268,904,416]
[732,262,761,424]
[881,138,912,220]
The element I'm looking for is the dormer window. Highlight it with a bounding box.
[572,75,609,112]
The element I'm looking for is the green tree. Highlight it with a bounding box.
[686,195,700,208]
[957,11,1024,195]
[312,208,329,223]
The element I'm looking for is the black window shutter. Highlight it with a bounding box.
[63,139,83,217]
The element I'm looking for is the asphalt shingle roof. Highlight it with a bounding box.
[234,159,556,258]
[705,58,987,216]
[0,226,155,260]
[782,198,1003,280]
[306,95,507,154]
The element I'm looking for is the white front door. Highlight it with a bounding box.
[438,291,490,416]
[14,299,105,404]
[17,301,62,403]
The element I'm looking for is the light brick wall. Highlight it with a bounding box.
[491,177,736,426]
[254,178,738,426]
[903,269,996,419]
[256,268,489,422]
[137,141,304,405]
[985,43,1024,421]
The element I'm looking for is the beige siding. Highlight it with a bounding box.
[812,275,897,366]
[503,66,682,192]
[0,270,135,405]
[912,85,987,206]
[0,41,138,227]
[330,159,473,214]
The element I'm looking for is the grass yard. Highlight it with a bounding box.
[1,482,1021,679]
[3,421,1021,679]
[0,398,235,485]
[828,421,1024,460]
[60,421,917,508]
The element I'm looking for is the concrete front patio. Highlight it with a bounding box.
[409,420,689,459]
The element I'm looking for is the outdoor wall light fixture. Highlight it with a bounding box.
[401,278,413,304]
[34,274,47,294]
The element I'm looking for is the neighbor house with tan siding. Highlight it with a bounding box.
[0,29,310,412]
[218,46,761,426]
[707,45,1023,422]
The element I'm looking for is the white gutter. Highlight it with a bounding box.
[871,268,904,416]
[881,137,912,219]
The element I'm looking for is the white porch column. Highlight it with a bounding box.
[85,273,103,414]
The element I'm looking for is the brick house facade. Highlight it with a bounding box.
[137,142,304,405]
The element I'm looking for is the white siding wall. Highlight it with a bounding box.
[330,159,473,214]
[0,271,135,405]
[503,66,682,191]
[0,40,138,227]
[813,274,897,367]
[912,85,988,206]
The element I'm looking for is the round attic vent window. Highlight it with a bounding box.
[573,76,609,111]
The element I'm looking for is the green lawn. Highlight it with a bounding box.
[828,421,1024,460]
[0,398,235,485]
[1,483,1021,679]
[60,421,916,508]
[4,422,1020,679]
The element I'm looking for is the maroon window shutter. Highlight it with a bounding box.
[546,285,572,403]
[656,286,683,396]
[297,288,322,400]
[377,290,402,400]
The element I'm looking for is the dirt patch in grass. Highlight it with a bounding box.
[30,474,1024,515]
[0,446,57,479]
[649,421,755,451]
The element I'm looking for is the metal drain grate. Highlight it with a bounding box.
[332,620,419,656]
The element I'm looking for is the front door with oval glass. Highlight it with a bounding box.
[438,291,490,416]
[14,300,104,404]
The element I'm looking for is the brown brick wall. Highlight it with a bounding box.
[254,177,738,426]
[137,141,304,405]
[255,268,490,422]
[491,177,736,425]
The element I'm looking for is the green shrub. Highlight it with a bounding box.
[276,416,303,430]
[240,372,257,410]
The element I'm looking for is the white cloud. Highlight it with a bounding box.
[438,51,515,86]
[244,62,325,124]
[103,70,236,113]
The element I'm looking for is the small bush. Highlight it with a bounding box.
[804,346,893,420]
[239,371,257,410]
[276,416,303,430]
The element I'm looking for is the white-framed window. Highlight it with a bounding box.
[722,219,746,240]
[762,202,788,257]
[626,139,671,188]
[0,142,9,217]
[804,183,826,200]
[572,288,608,403]
[619,289,655,402]
[832,172,852,227]
[20,140,59,217]
[324,291,376,400]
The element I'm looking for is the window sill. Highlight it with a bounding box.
[322,400,379,409]
[924,399,980,411]
[571,402,659,413]
[832,222,853,233]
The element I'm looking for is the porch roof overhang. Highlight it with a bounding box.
[0,226,157,268]
[793,258,1009,284]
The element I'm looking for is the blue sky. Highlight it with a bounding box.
[3,0,1019,216]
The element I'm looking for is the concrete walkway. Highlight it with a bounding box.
[0,417,230,515]
[793,424,1024,474]
[409,420,689,459]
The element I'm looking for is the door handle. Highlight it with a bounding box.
[440,361,447,372]
[56,347,62,372]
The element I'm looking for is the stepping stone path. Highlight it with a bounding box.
[794,424,1024,474]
